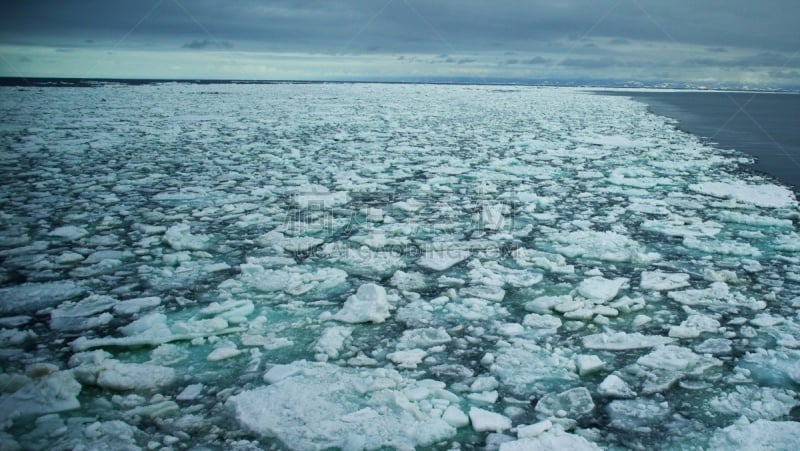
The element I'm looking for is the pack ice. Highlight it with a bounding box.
[0,83,798,449]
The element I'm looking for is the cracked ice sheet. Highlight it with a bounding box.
[1,83,799,449]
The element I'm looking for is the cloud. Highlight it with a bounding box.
[3,1,798,53]
[182,40,233,50]
[521,56,552,65]
[686,52,800,69]
[769,69,800,79]
[0,0,798,86]
[560,58,620,69]
[442,56,477,64]
[502,56,553,66]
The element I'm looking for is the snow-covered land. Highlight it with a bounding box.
[0,83,799,450]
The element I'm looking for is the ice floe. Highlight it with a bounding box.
[548,230,660,264]
[333,283,392,324]
[228,360,463,449]
[469,407,511,432]
[582,332,674,350]
[0,371,81,429]
[640,270,691,291]
[690,181,797,209]
[501,425,601,450]
[0,281,84,315]
[708,417,800,450]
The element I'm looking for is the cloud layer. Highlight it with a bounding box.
[0,0,797,87]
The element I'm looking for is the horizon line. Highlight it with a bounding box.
[1,76,798,93]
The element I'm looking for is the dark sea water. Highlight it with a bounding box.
[605,91,800,193]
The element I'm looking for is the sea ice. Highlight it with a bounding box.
[112,296,162,315]
[163,223,210,251]
[576,276,628,303]
[512,248,575,274]
[443,405,470,428]
[314,326,353,360]
[48,225,89,241]
[637,345,721,374]
[582,332,674,350]
[3,82,800,449]
[469,407,511,432]
[292,189,349,209]
[0,281,84,315]
[606,399,670,432]
[396,327,452,349]
[668,314,721,338]
[690,181,797,209]
[517,419,552,438]
[739,348,800,386]
[522,313,562,330]
[257,230,323,252]
[207,342,242,361]
[176,383,204,401]
[490,339,577,394]
[668,282,733,306]
[575,355,605,376]
[524,295,573,314]
[228,360,462,449]
[0,371,82,428]
[70,351,175,391]
[387,348,428,369]
[468,259,543,288]
[49,294,118,331]
[389,270,428,291]
[417,248,471,271]
[500,426,601,451]
[708,417,800,450]
[710,385,798,421]
[598,374,636,398]
[238,263,349,299]
[70,312,243,351]
[548,230,660,264]
[321,244,406,278]
[640,271,691,291]
[535,387,595,419]
[479,204,507,230]
[333,283,392,324]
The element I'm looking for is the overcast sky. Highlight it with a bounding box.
[0,0,798,87]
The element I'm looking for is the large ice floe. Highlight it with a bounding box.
[0,83,799,449]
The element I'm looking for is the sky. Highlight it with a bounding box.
[0,0,798,88]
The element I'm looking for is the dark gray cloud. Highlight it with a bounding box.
[182,39,232,50]
[0,0,798,84]
[560,57,621,69]
[770,70,800,79]
[686,52,800,69]
[444,57,476,65]
[522,56,552,65]
[1,0,797,53]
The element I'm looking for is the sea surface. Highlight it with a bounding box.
[1,82,799,450]
[607,90,800,192]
